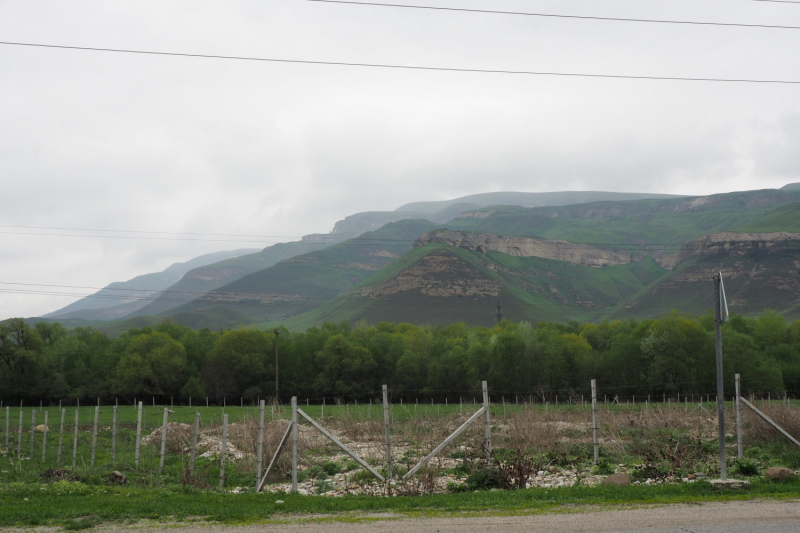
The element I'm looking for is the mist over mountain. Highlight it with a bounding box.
[43,248,259,321]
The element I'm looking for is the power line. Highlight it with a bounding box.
[2,41,800,85]
[2,226,799,250]
[0,224,307,240]
[0,283,773,312]
[305,0,800,30]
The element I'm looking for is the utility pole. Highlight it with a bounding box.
[495,301,503,324]
[713,272,729,480]
[274,329,280,405]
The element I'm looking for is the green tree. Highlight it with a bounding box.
[202,330,269,401]
[314,334,377,396]
[113,332,187,398]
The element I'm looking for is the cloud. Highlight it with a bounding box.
[1,0,799,317]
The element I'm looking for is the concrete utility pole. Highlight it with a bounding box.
[713,272,727,480]
[274,329,280,405]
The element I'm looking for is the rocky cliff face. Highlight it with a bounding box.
[414,229,640,267]
[353,249,501,298]
[655,232,800,269]
[678,232,800,261]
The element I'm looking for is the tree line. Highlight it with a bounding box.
[1,311,799,406]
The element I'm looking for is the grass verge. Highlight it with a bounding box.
[1,478,799,529]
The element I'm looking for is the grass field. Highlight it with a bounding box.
[2,477,800,529]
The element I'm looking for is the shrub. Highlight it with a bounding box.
[732,458,760,477]
[314,479,335,494]
[322,461,342,476]
[465,468,503,491]
[592,460,615,476]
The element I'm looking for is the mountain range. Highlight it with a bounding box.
[36,185,800,333]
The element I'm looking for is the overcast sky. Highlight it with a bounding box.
[2,0,800,318]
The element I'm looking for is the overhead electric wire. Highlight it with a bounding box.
[305,0,800,30]
[2,41,800,85]
[0,284,769,313]
[2,226,798,251]
[0,224,305,240]
[0,281,723,304]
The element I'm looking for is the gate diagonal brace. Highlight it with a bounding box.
[297,408,385,482]
[256,421,292,492]
[740,398,800,448]
[403,406,486,480]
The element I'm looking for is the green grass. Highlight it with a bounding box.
[1,476,799,528]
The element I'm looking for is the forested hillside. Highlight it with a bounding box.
[2,312,799,405]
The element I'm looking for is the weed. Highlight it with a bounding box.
[322,461,342,476]
[732,458,760,477]
[592,460,615,476]
[465,467,503,491]
[314,479,335,495]
[63,517,98,531]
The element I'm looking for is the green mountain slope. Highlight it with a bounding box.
[43,248,259,321]
[128,239,335,318]
[161,219,441,323]
[117,187,800,331]
[447,189,800,245]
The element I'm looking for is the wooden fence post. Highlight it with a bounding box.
[72,409,79,469]
[159,407,169,474]
[135,402,143,468]
[591,379,599,464]
[220,414,228,489]
[111,406,118,464]
[57,409,65,466]
[291,397,298,493]
[91,406,99,467]
[482,381,492,464]
[4,406,8,452]
[256,400,265,486]
[42,411,49,463]
[189,411,200,478]
[382,385,392,480]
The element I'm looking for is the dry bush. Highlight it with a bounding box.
[744,404,800,445]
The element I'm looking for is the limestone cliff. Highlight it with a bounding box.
[655,232,800,269]
[414,229,640,267]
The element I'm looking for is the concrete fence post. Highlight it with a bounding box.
[42,411,49,463]
[91,406,99,467]
[57,409,65,466]
[382,385,392,480]
[220,414,228,488]
[29,409,37,459]
[135,402,143,468]
[17,409,23,459]
[256,400,265,486]
[291,397,298,493]
[72,409,79,469]
[591,379,599,465]
[482,381,492,464]
[735,374,743,459]
[111,406,118,464]
[159,407,169,474]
